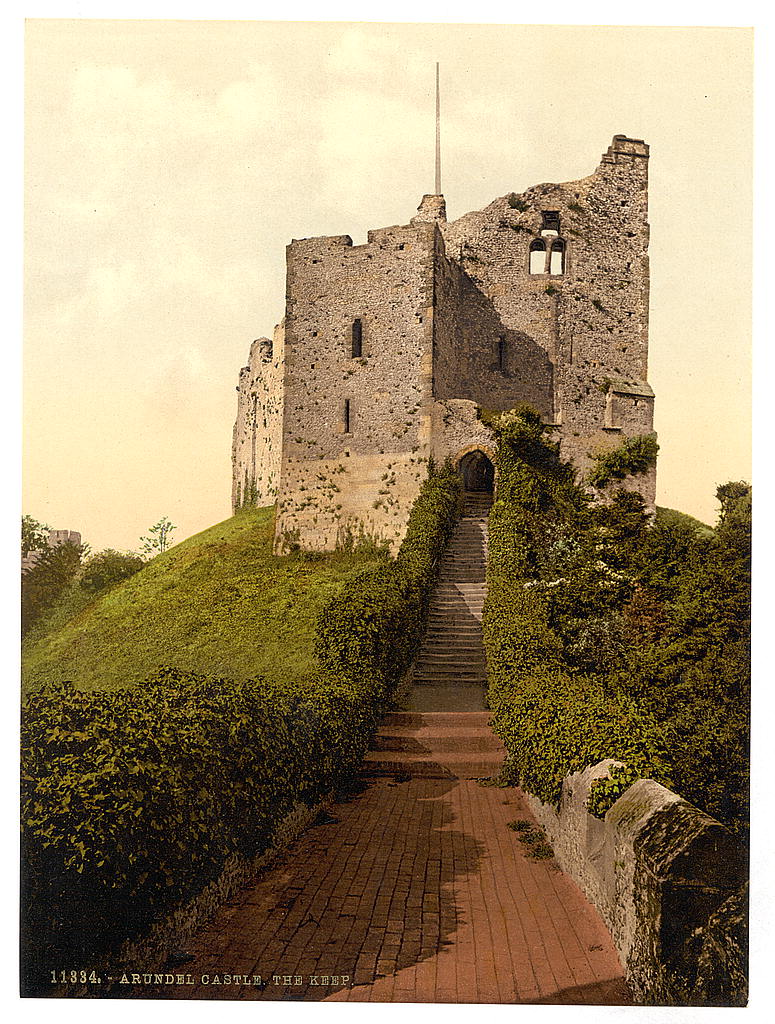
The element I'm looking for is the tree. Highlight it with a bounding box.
[21,515,49,558]
[80,549,144,593]
[21,540,88,634]
[139,517,177,558]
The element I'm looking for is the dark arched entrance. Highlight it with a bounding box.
[457,450,495,493]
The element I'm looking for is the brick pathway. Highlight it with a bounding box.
[160,777,630,1005]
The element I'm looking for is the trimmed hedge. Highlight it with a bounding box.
[21,667,379,983]
[483,408,671,811]
[21,463,463,986]
[316,463,462,687]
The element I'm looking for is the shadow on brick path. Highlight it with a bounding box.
[129,775,631,1005]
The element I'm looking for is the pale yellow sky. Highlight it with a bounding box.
[24,20,752,552]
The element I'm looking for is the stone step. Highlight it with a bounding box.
[383,711,492,728]
[418,642,484,652]
[362,751,504,779]
[413,675,488,685]
[372,732,503,754]
[423,625,483,634]
[413,661,487,671]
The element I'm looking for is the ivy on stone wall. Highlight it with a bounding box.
[482,407,672,808]
[587,433,659,489]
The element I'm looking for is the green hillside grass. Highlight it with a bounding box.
[22,507,383,693]
[655,505,715,538]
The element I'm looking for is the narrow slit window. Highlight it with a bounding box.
[498,336,506,371]
[550,239,565,275]
[529,239,546,275]
[343,399,351,434]
[351,319,363,358]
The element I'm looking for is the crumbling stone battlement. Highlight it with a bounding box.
[232,135,657,550]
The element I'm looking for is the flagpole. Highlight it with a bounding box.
[435,62,441,196]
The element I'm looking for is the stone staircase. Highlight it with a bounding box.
[412,490,491,696]
[363,711,505,779]
[363,491,506,779]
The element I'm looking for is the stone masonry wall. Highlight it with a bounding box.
[274,225,436,552]
[441,134,656,508]
[525,760,747,1005]
[231,323,284,510]
[432,229,554,419]
[231,134,657,546]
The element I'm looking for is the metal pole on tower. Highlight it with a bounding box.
[435,62,441,196]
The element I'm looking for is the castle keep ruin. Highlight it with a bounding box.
[232,135,656,552]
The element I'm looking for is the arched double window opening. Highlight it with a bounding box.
[529,235,566,275]
[351,318,363,358]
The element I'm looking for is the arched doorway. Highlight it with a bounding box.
[457,450,495,493]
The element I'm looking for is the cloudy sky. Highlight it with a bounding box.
[24,20,752,552]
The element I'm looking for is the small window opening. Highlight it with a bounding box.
[540,210,561,237]
[549,239,565,275]
[343,399,351,434]
[498,336,506,371]
[529,239,546,275]
[351,319,363,358]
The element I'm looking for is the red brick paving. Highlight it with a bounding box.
[156,777,631,1005]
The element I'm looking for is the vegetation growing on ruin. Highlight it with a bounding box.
[483,406,750,836]
[587,433,659,489]
[507,194,529,211]
[22,507,383,693]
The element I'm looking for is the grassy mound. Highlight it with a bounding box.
[655,505,714,538]
[22,507,382,692]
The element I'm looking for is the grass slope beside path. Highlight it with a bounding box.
[22,507,382,692]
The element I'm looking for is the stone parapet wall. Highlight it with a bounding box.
[524,760,747,1005]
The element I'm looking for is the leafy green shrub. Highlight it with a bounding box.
[587,434,659,489]
[483,404,749,839]
[483,407,672,805]
[316,463,461,688]
[489,666,671,805]
[22,541,88,635]
[507,194,528,211]
[21,666,381,987]
[80,549,144,594]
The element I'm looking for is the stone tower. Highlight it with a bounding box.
[232,135,656,552]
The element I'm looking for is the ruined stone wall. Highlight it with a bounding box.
[230,134,657,545]
[441,134,656,507]
[430,399,496,469]
[274,225,436,552]
[231,324,284,510]
[432,231,554,418]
